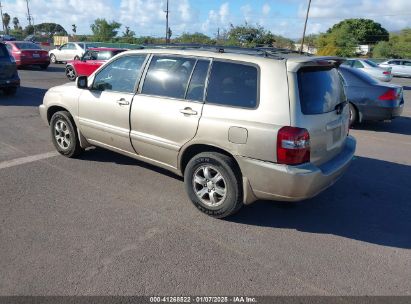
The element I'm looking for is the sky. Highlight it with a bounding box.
[1,0,411,39]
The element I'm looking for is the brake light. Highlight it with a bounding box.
[379,89,397,101]
[383,70,391,75]
[277,127,310,165]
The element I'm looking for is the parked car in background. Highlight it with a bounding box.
[65,47,127,81]
[39,48,355,218]
[0,42,20,95]
[0,35,16,41]
[49,42,97,63]
[342,59,392,82]
[339,66,404,126]
[5,41,50,70]
[379,59,411,77]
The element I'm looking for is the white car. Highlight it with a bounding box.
[379,59,411,77]
[342,59,393,82]
[49,42,96,63]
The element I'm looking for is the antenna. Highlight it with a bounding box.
[300,0,312,54]
[164,0,169,43]
[26,0,32,27]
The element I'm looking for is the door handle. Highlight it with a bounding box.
[116,98,130,106]
[180,107,197,115]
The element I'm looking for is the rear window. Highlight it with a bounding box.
[206,61,258,108]
[14,42,41,50]
[298,67,346,115]
[364,59,378,67]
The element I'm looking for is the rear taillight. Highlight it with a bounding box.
[383,70,391,75]
[277,127,310,165]
[379,89,397,101]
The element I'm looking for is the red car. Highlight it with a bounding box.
[5,41,50,69]
[65,47,127,81]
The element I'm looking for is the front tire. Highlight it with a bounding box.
[184,152,243,218]
[65,65,77,81]
[50,111,83,158]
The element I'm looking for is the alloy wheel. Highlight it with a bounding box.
[192,165,227,207]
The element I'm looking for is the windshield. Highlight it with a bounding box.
[298,67,346,115]
[14,42,42,50]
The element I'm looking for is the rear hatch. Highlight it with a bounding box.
[0,44,16,80]
[287,58,349,166]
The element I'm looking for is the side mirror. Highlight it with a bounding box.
[77,76,88,89]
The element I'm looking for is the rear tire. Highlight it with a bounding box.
[349,103,358,127]
[50,111,83,158]
[65,65,77,81]
[184,152,243,218]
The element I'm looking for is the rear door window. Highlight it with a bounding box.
[142,55,196,99]
[206,61,258,108]
[353,61,364,68]
[298,67,346,115]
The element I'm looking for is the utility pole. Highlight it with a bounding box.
[26,0,32,27]
[300,0,311,54]
[164,0,169,43]
[0,1,5,33]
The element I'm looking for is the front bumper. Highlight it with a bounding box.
[39,104,48,125]
[236,136,356,203]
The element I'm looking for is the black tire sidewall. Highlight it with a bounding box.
[349,103,357,127]
[50,111,80,157]
[184,153,243,218]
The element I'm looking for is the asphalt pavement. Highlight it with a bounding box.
[0,64,410,296]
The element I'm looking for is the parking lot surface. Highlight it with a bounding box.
[0,65,410,295]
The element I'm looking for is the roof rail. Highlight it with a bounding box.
[141,43,298,59]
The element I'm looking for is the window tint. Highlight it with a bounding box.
[142,56,196,99]
[206,61,258,108]
[186,60,210,101]
[92,55,147,93]
[82,51,97,61]
[298,67,346,115]
[342,60,354,67]
[67,43,76,50]
[353,61,364,68]
[15,42,41,50]
[60,44,68,50]
[403,61,411,66]
[97,51,113,60]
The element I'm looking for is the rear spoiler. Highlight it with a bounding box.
[286,56,346,73]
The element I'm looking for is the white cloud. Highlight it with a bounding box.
[262,4,271,16]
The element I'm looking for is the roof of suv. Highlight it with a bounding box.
[124,46,343,66]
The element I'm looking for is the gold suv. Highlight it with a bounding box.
[39,47,356,218]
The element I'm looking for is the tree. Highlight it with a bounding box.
[2,13,10,34]
[174,32,214,44]
[317,23,358,56]
[225,23,275,47]
[372,28,411,59]
[90,19,121,42]
[328,19,389,45]
[32,23,67,37]
[12,17,20,30]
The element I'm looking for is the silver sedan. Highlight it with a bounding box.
[379,59,411,77]
[342,59,393,82]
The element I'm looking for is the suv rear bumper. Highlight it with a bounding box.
[236,136,356,203]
